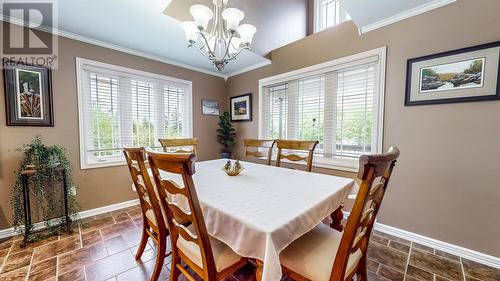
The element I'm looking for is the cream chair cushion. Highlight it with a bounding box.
[280,223,363,281]
[177,231,242,272]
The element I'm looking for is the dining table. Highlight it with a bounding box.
[158,159,355,281]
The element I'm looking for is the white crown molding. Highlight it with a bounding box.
[0,15,231,79]
[359,0,457,34]
[0,199,139,240]
[225,59,272,79]
[341,212,500,270]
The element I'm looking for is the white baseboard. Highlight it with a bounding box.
[340,211,500,269]
[374,223,500,269]
[0,199,140,240]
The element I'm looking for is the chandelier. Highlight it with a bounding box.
[181,0,257,71]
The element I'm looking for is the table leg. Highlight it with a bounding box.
[330,203,344,231]
[255,259,263,281]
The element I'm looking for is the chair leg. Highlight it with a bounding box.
[135,224,149,260]
[169,253,181,281]
[150,235,167,281]
[356,258,368,281]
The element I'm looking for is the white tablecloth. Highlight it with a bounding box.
[157,159,354,281]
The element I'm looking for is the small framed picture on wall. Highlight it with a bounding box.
[201,99,220,116]
[3,60,54,126]
[230,93,252,122]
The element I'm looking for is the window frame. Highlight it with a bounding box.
[258,47,386,172]
[76,57,193,170]
[314,0,350,33]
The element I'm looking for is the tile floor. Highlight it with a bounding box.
[0,205,498,281]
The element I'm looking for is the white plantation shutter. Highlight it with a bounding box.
[260,51,383,169]
[77,58,192,169]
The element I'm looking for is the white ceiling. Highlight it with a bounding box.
[343,0,457,33]
[1,0,457,78]
[54,0,273,77]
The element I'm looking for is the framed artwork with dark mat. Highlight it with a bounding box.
[3,60,54,126]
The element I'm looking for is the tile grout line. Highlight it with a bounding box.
[403,242,413,281]
[0,242,14,275]
[459,257,466,281]
[55,256,59,281]
[24,248,36,281]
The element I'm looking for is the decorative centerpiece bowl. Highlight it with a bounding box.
[222,160,244,176]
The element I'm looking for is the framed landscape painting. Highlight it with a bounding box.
[405,41,500,106]
[201,99,220,116]
[3,61,54,126]
[230,93,252,122]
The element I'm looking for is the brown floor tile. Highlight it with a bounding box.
[409,249,463,280]
[373,231,411,246]
[0,205,495,281]
[367,259,380,272]
[368,270,391,281]
[412,243,434,254]
[85,249,137,281]
[100,220,136,240]
[82,229,103,247]
[28,257,57,281]
[434,250,460,262]
[112,211,133,223]
[406,264,433,281]
[32,236,81,263]
[58,242,107,275]
[116,258,170,281]
[104,236,129,256]
[388,241,410,253]
[0,266,29,280]
[462,258,500,281]
[377,264,404,281]
[368,242,408,271]
[1,249,32,274]
[79,215,115,233]
[58,267,85,281]
[371,234,390,246]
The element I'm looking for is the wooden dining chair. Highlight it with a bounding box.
[123,147,169,281]
[146,149,247,281]
[275,140,319,172]
[280,147,400,281]
[159,138,198,156]
[243,139,276,165]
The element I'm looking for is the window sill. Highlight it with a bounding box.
[81,160,127,170]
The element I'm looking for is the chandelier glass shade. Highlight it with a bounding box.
[181,0,257,71]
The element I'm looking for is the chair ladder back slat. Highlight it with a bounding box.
[159,138,198,156]
[275,140,319,172]
[330,147,400,281]
[244,139,275,166]
[146,149,218,279]
[123,147,167,233]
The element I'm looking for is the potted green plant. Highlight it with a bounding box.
[217,111,236,159]
[11,136,79,242]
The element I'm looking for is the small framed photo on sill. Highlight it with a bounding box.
[230,93,252,122]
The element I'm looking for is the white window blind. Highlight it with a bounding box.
[260,49,384,170]
[77,58,192,169]
[315,0,351,32]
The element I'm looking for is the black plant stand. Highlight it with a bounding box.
[21,165,73,247]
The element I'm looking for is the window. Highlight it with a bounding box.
[77,58,192,169]
[259,48,385,170]
[314,0,351,32]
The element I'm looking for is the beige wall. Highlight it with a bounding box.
[226,0,500,257]
[0,33,227,230]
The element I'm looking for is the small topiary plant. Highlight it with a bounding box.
[217,111,236,158]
